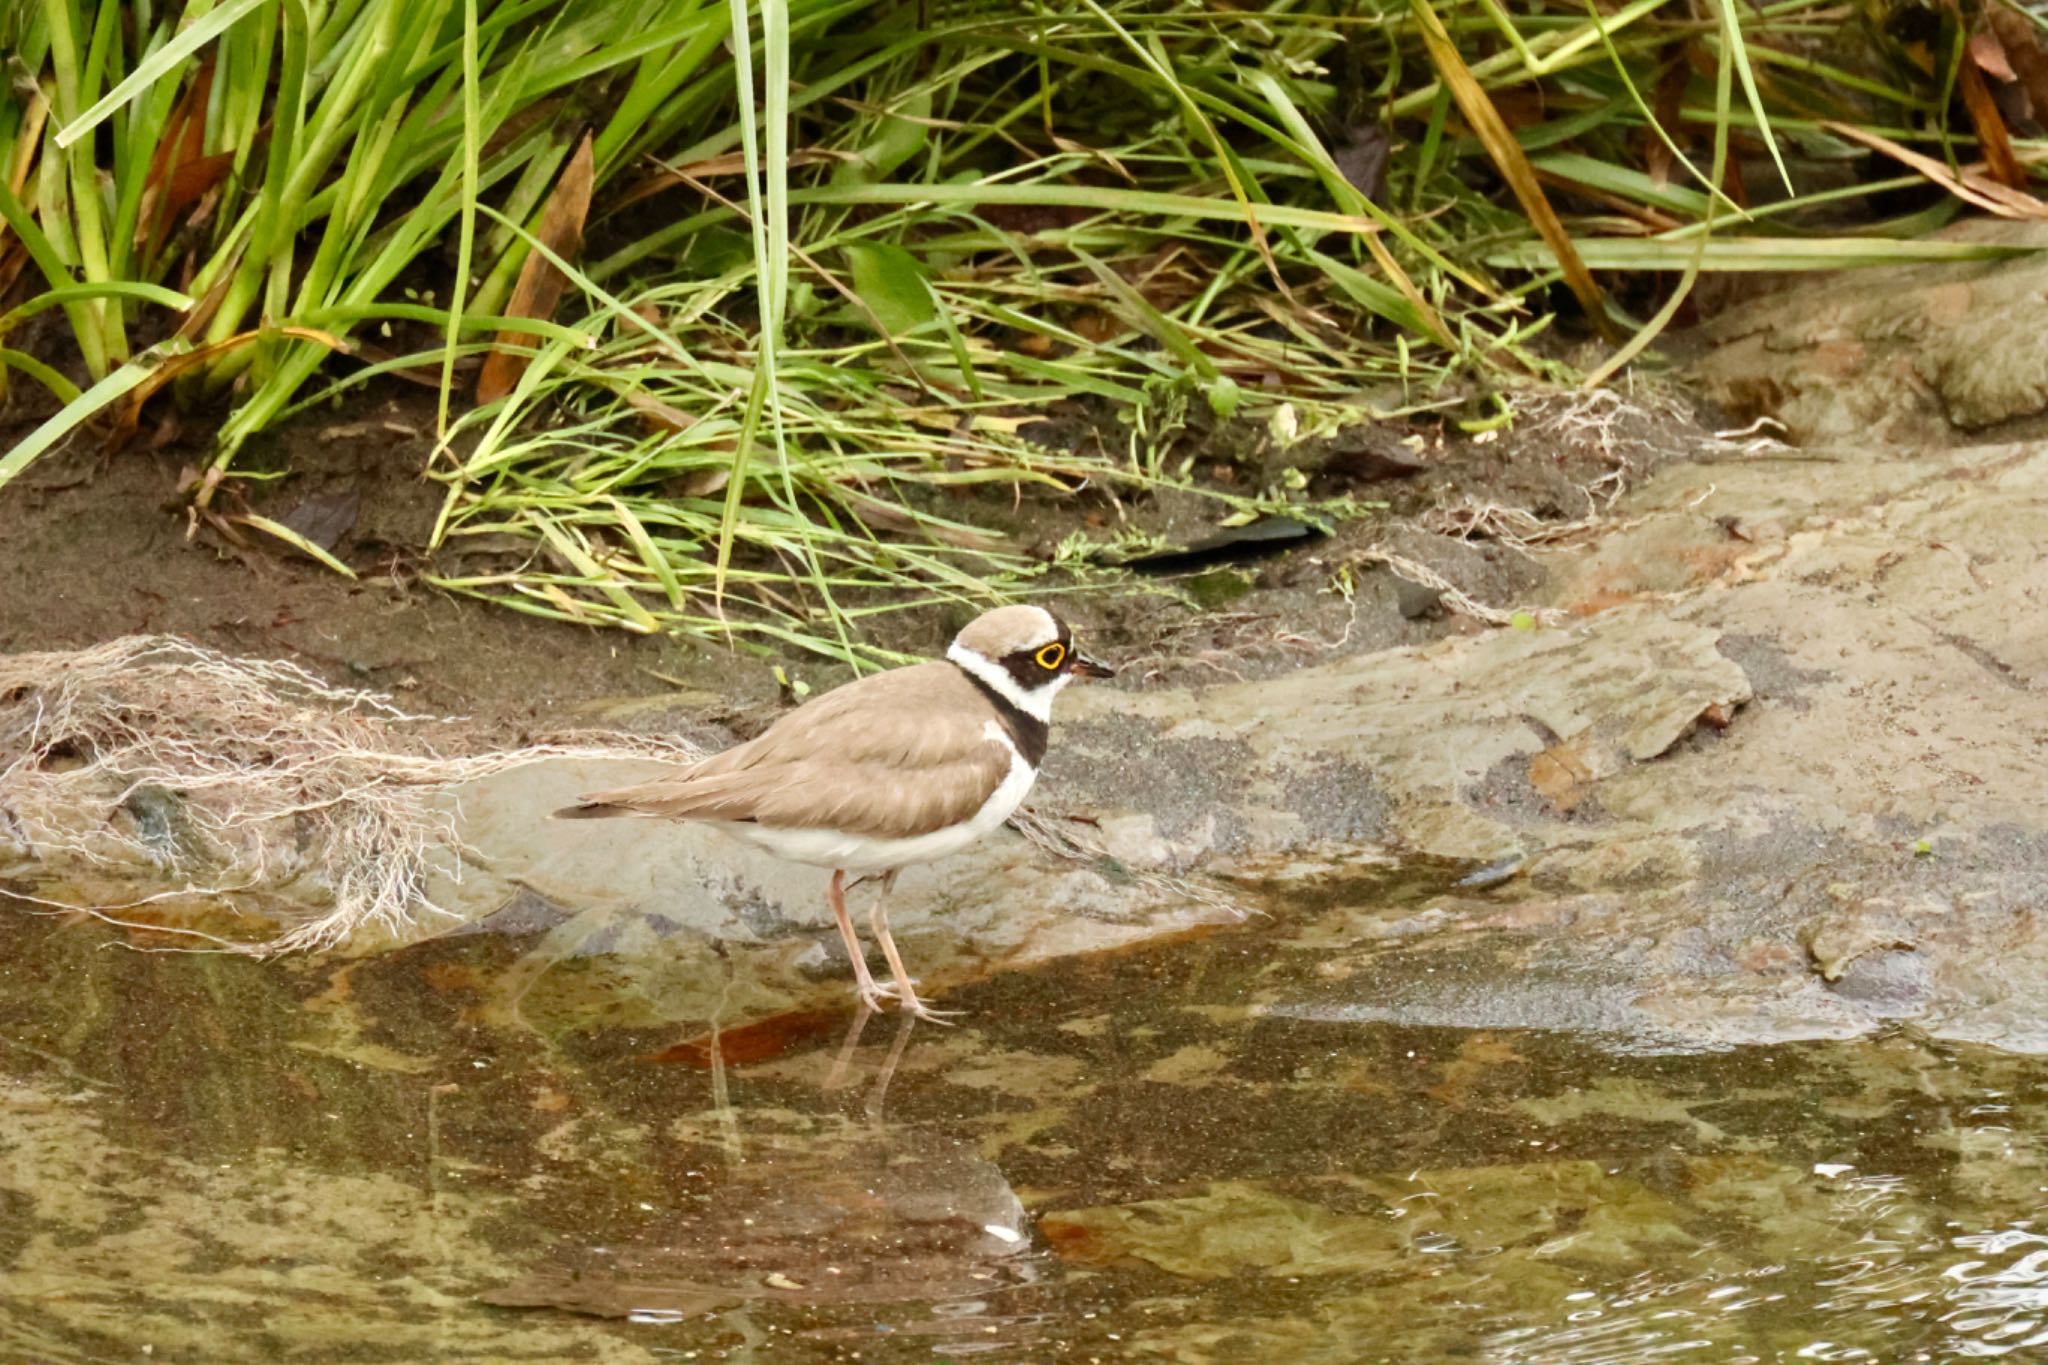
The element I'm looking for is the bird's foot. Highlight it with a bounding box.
[854,981,897,1014]
[898,997,963,1025]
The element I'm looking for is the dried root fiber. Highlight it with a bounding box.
[0,637,694,953]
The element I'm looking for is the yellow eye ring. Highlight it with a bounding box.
[1035,642,1067,671]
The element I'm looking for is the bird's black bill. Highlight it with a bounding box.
[1070,652,1116,679]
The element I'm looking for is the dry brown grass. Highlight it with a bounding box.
[0,637,698,952]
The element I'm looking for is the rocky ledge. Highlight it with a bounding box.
[430,408,2047,1051]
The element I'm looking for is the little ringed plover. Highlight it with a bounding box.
[554,604,1113,1021]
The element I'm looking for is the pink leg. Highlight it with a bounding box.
[867,874,961,1024]
[827,869,893,1013]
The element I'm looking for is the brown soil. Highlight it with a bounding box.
[1,393,736,740]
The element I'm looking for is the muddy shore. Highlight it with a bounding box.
[6,260,2048,1056]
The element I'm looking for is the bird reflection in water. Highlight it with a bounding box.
[821,1002,918,1120]
[482,1006,1045,1352]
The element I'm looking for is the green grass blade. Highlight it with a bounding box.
[236,513,361,578]
[54,0,272,147]
[437,0,482,444]
[0,280,192,335]
[0,347,162,491]
[1490,236,2042,270]
[0,347,85,404]
[1713,0,1794,195]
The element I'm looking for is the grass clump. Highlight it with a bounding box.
[4,0,2043,655]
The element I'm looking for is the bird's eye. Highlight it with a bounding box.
[1035,642,1067,671]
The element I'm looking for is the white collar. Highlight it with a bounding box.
[947,641,1069,723]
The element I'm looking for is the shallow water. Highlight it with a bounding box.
[3,884,2047,1364]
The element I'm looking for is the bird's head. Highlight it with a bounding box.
[946,604,1114,720]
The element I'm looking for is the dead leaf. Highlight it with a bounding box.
[145,407,182,451]
[8,84,48,198]
[1822,118,2048,218]
[620,389,702,435]
[1070,309,1125,344]
[120,326,353,457]
[136,58,230,258]
[1721,145,1750,210]
[897,407,1037,435]
[275,489,361,552]
[1644,45,1690,190]
[646,1008,846,1068]
[1959,48,2029,190]
[163,153,234,224]
[1986,3,2048,123]
[1411,0,1614,340]
[1971,29,2018,84]
[1535,165,1683,232]
[0,243,28,303]
[1329,121,1390,205]
[477,132,595,405]
[479,98,567,163]
[1528,742,1594,813]
[662,468,731,499]
[174,270,235,343]
[1050,134,1136,183]
[1115,516,1324,574]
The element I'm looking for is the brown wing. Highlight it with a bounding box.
[566,663,1014,839]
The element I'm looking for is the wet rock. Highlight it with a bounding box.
[1801,906,1920,982]
[1827,948,1932,1015]
[1041,1162,1696,1280]
[1392,575,1444,620]
[1236,430,2048,1051]
[1052,603,1749,870]
[1688,220,2048,444]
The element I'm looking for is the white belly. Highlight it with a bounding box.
[713,748,1039,875]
